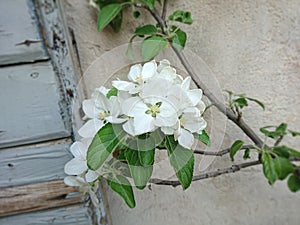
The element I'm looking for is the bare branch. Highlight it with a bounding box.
[194,144,254,156]
[161,0,168,21]
[149,160,261,187]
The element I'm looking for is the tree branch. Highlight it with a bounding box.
[149,160,261,187]
[161,0,168,21]
[194,144,254,156]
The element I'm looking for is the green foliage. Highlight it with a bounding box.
[133,11,141,19]
[106,87,118,98]
[273,156,294,180]
[194,130,210,146]
[230,140,244,161]
[87,123,126,170]
[169,10,193,24]
[141,36,168,61]
[260,123,287,140]
[165,135,194,189]
[172,28,187,50]
[125,147,153,190]
[225,90,265,113]
[261,152,278,185]
[139,0,155,10]
[243,148,251,160]
[137,134,156,166]
[288,174,300,192]
[97,4,123,32]
[107,174,136,208]
[135,24,158,36]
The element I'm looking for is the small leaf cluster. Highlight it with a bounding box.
[225,90,265,117]
[230,123,300,192]
[87,123,210,207]
[95,0,193,61]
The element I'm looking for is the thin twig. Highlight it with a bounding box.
[161,0,168,21]
[274,135,284,146]
[146,6,264,148]
[149,160,261,187]
[194,144,254,156]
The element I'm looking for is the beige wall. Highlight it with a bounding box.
[63,1,300,224]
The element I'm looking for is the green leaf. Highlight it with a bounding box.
[87,123,126,170]
[106,87,118,98]
[141,36,168,61]
[246,97,265,110]
[233,97,248,108]
[261,152,277,185]
[97,4,122,32]
[125,147,153,189]
[172,28,187,50]
[288,129,300,137]
[230,140,244,161]
[260,123,287,140]
[135,24,157,36]
[169,10,193,24]
[243,148,251,160]
[137,134,155,166]
[283,146,300,158]
[107,175,136,208]
[165,135,194,190]
[140,0,155,10]
[272,146,290,158]
[274,156,294,180]
[194,130,210,146]
[288,174,300,192]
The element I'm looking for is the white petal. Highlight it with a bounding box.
[197,100,206,113]
[64,176,85,187]
[141,60,157,79]
[112,80,136,92]
[78,119,104,138]
[161,126,176,135]
[159,66,177,81]
[122,97,147,117]
[122,120,136,136]
[64,158,88,175]
[157,59,170,73]
[85,170,100,182]
[94,91,111,111]
[187,89,203,106]
[181,77,191,90]
[106,116,126,124]
[70,141,87,160]
[178,129,194,149]
[82,99,101,119]
[93,86,109,96]
[133,114,155,135]
[128,64,142,81]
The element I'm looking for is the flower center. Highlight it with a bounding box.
[135,76,142,84]
[180,117,186,127]
[98,112,109,120]
[145,102,162,117]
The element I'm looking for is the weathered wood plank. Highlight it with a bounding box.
[0,180,83,217]
[0,139,72,187]
[0,204,94,225]
[0,0,48,65]
[0,62,71,148]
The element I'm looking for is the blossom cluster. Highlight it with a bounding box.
[64,59,206,189]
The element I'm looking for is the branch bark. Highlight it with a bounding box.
[194,144,254,156]
[149,160,261,187]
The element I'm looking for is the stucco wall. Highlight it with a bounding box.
[63,1,300,224]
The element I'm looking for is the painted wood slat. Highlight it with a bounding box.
[0,62,71,148]
[0,0,48,65]
[0,204,94,225]
[0,139,72,187]
[0,180,83,216]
